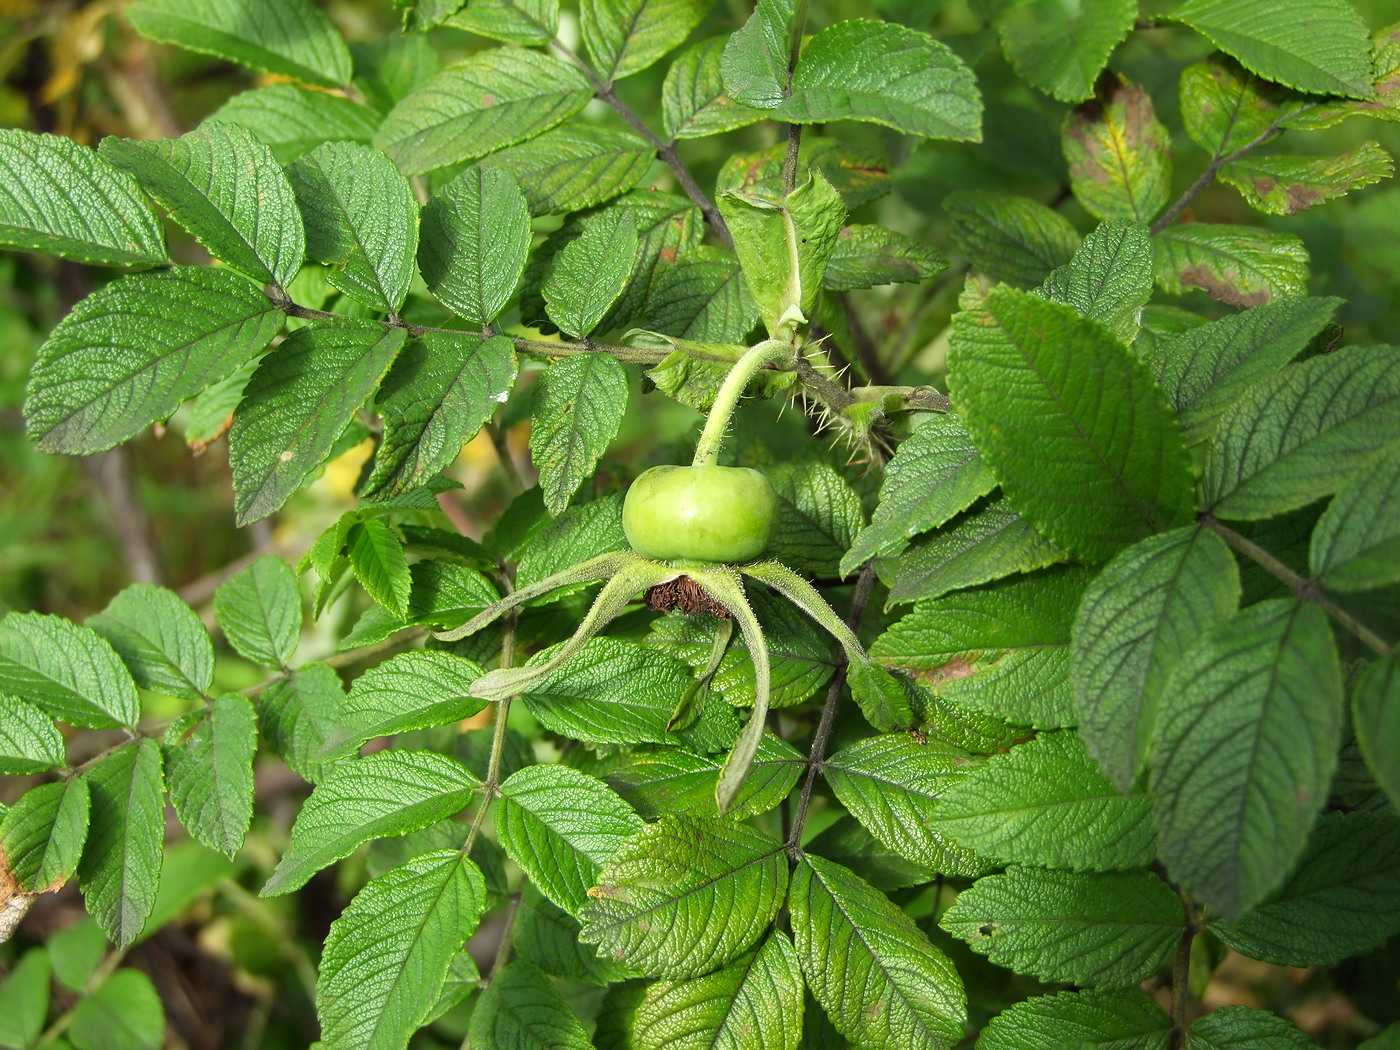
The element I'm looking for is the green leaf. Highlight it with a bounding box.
[289,142,418,313]
[165,693,256,858]
[841,414,996,576]
[0,129,166,266]
[792,855,966,1049]
[937,731,1156,871]
[950,287,1195,562]
[1352,657,1400,813]
[583,0,706,82]
[1359,1026,1400,1050]
[0,694,65,774]
[716,135,892,209]
[496,764,643,913]
[945,190,1079,287]
[822,225,947,291]
[366,332,516,501]
[0,612,140,729]
[1151,600,1342,920]
[1072,527,1240,790]
[262,750,480,895]
[543,209,639,338]
[514,493,629,589]
[876,569,1091,730]
[529,353,629,515]
[467,959,593,1050]
[719,0,797,109]
[207,84,378,164]
[1179,55,1298,157]
[340,560,499,647]
[1210,810,1400,966]
[257,662,349,784]
[214,555,302,670]
[514,884,632,984]
[1310,444,1400,591]
[803,814,935,892]
[100,123,305,288]
[773,20,981,141]
[443,0,559,44]
[490,125,652,218]
[333,651,486,756]
[1221,141,1393,216]
[1036,219,1155,344]
[1152,223,1309,307]
[46,919,105,991]
[764,460,863,578]
[663,37,766,140]
[68,968,165,1050]
[78,739,165,947]
[578,815,787,977]
[375,49,592,175]
[1,779,91,891]
[997,0,1136,103]
[633,931,804,1050]
[977,989,1171,1050]
[822,734,987,877]
[0,949,51,1050]
[639,245,758,344]
[718,171,846,338]
[347,518,412,619]
[521,637,738,754]
[419,166,531,324]
[1187,1006,1314,1049]
[1142,295,1341,444]
[941,866,1181,987]
[230,321,406,525]
[25,266,283,455]
[127,0,350,86]
[884,497,1068,607]
[604,734,804,821]
[88,584,213,701]
[317,850,486,1050]
[1167,0,1375,99]
[1204,346,1400,520]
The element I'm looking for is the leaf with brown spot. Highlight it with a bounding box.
[1064,76,1171,224]
[1152,223,1309,306]
[1220,141,1393,216]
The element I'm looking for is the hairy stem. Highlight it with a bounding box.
[692,340,796,467]
[1170,891,1197,1049]
[1201,514,1394,657]
[787,562,877,851]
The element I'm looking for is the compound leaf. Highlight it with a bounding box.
[578,815,787,977]
[214,555,302,671]
[257,662,349,784]
[230,321,406,525]
[543,208,639,339]
[1150,600,1343,920]
[88,584,214,701]
[165,693,256,858]
[1072,526,1240,789]
[375,49,591,175]
[792,855,966,1049]
[335,651,487,755]
[25,266,282,455]
[1036,219,1154,345]
[127,0,352,87]
[78,739,165,947]
[529,353,629,515]
[949,286,1194,562]
[0,129,165,266]
[940,867,1181,987]
[289,141,419,312]
[496,764,643,914]
[0,612,140,729]
[262,750,480,895]
[100,122,305,288]
[318,850,486,1050]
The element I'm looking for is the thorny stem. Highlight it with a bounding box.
[692,340,796,467]
[1201,514,1395,657]
[786,562,878,853]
